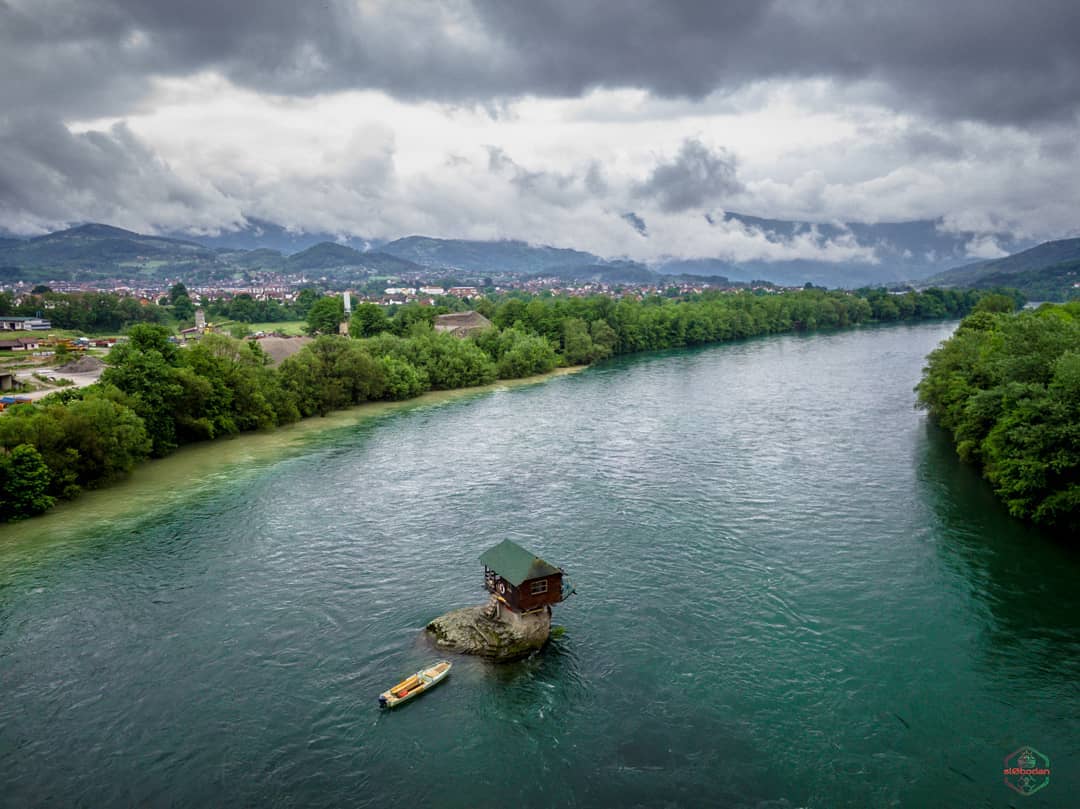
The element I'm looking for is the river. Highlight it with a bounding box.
[1,322,1076,808]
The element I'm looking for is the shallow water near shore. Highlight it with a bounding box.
[0,367,582,550]
[1,323,1076,808]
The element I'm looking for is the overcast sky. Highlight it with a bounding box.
[2,0,1079,262]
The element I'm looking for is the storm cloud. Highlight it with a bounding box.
[5,0,1080,124]
[1,0,1079,263]
[634,139,742,213]
[0,114,241,234]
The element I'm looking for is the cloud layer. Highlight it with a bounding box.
[8,1,1080,123]
[2,0,1079,266]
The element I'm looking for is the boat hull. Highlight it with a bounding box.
[378,661,452,708]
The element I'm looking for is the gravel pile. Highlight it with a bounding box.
[257,336,312,366]
[56,355,106,374]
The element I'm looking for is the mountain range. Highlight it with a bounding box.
[0,224,424,283]
[0,217,1074,297]
[649,213,1038,287]
[166,218,377,254]
[927,238,1080,300]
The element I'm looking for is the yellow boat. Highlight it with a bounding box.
[378,660,452,708]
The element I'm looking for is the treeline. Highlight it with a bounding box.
[0,321,557,521]
[2,287,1008,522]
[0,290,168,332]
[466,286,1007,360]
[0,284,333,332]
[204,289,317,324]
[917,299,1080,534]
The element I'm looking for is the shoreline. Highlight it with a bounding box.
[0,366,585,549]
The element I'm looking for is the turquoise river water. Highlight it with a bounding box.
[1,321,1077,808]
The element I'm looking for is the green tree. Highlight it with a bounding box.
[305,296,345,335]
[350,303,391,338]
[379,356,428,399]
[497,332,557,378]
[400,331,496,389]
[169,282,189,303]
[101,324,183,456]
[228,294,258,322]
[973,293,1017,314]
[53,390,152,486]
[589,319,618,360]
[172,294,195,321]
[0,444,54,521]
[561,317,596,365]
[181,334,291,435]
[294,288,320,317]
[280,337,387,415]
[391,303,441,336]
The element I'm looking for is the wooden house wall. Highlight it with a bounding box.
[485,567,564,613]
[515,573,563,611]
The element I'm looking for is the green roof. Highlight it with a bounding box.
[480,539,560,586]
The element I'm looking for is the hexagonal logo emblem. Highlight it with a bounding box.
[1003,746,1051,796]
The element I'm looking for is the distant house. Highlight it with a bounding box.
[447,286,479,298]
[0,336,40,351]
[433,311,493,337]
[0,316,51,331]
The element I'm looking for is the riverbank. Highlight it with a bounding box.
[3,288,1010,523]
[0,366,583,548]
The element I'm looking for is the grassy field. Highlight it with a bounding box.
[244,320,307,336]
[35,328,124,340]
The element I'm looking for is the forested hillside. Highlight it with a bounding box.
[930,238,1080,301]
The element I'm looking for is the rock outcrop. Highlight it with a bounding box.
[426,597,551,661]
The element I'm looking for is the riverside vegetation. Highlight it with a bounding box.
[917,297,1080,535]
[1,286,1012,522]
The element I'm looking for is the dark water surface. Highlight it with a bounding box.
[2,322,1077,808]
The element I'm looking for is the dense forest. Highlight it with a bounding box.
[1,287,1012,522]
[917,299,1080,534]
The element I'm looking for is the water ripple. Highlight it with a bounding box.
[1,324,1078,808]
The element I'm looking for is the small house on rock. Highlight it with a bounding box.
[426,539,573,659]
[481,539,566,614]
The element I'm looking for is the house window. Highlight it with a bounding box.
[529,580,549,595]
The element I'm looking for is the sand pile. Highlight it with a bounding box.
[56,355,106,374]
[257,336,312,366]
